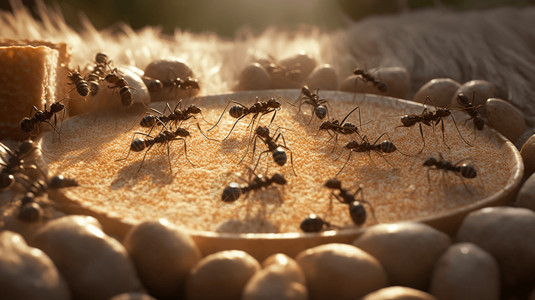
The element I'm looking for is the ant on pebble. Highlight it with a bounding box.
[456,93,486,134]
[318,105,363,152]
[337,133,398,175]
[423,153,478,193]
[353,67,388,93]
[241,125,297,176]
[67,68,90,97]
[104,70,136,107]
[208,97,281,140]
[221,169,287,203]
[324,178,377,226]
[85,52,114,96]
[290,85,330,124]
[118,123,194,174]
[395,97,471,153]
[300,214,340,233]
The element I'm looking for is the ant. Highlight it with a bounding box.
[20,100,65,137]
[353,67,388,92]
[456,93,485,131]
[104,71,135,107]
[242,126,297,175]
[221,171,287,203]
[290,85,330,124]
[300,214,340,233]
[261,56,302,81]
[318,105,363,152]
[85,52,114,96]
[142,76,164,93]
[324,178,376,226]
[395,97,471,153]
[0,140,39,191]
[423,153,477,193]
[208,97,281,140]
[119,124,194,173]
[337,133,397,175]
[67,68,90,97]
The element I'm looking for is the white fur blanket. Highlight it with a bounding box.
[2,1,534,146]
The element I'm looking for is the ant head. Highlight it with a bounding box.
[0,173,15,191]
[95,52,109,64]
[255,126,270,137]
[51,102,65,112]
[349,201,367,226]
[300,214,327,233]
[271,173,287,185]
[457,93,471,106]
[229,105,245,118]
[272,147,288,166]
[20,118,35,132]
[175,128,191,138]
[314,105,327,120]
[423,157,437,166]
[104,73,118,83]
[131,138,146,152]
[459,163,477,179]
[187,105,201,114]
[379,141,397,153]
[266,98,281,108]
[325,178,342,190]
[221,183,241,202]
[18,140,35,156]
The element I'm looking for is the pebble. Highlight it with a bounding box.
[456,206,535,289]
[0,231,70,300]
[242,262,308,300]
[236,62,272,91]
[296,243,387,300]
[413,78,461,107]
[307,64,338,91]
[143,57,199,101]
[352,222,451,290]
[186,250,261,300]
[271,53,317,89]
[369,66,411,99]
[485,98,525,143]
[361,286,437,300]
[108,292,157,300]
[517,172,535,211]
[123,219,202,300]
[262,253,306,285]
[429,242,500,300]
[521,133,535,178]
[30,215,144,300]
[450,79,495,107]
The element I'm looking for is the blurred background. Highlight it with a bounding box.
[1,0,533,36]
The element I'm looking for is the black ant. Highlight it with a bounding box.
[104,71,135,107]
[324,178,376,226]
[318,105,363,152]
[119,124,194,173]
[337,133,397,175]
[242,126,297,175]
[291,85,330,124]
[395,97,471,153]
[423,154,477,193]
[456,93,485,131]
[67,68,90,97]
[20,100,65,137]
[208,97,281,140]
[353,67,388,92]
[0,140,39,191]
[261,56,302,81]
[85,52,114,96]
[142,76,164,93]
[221,171,287,203]
[300,214,340,233]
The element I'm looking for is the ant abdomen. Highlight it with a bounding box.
[459,164,477,179]
[222,183,242,202]
[270,173,287,185]
[314,105,327,120]
[300,214,328,233]
[378,141,397,153]
[349,201,367,225]
[229,105,245,118]
[131,138,147,152]
[272,147,287,166]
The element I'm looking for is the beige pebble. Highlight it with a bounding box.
[143,57,198,101]
[307,64,338,91]
[31,215,144,300]
[339,74,375,93]
[123,219,202,300]
[271,53,317,89]
[485,98,525,143]
[0,231,70,300]
[517,172,535,211]
[413,78,461,107]
[108,292,157,300]
[370,66,411,99]
[352,222,451,290]
[296,243,387,300]
[451,79,495,107]
[429,243,500,300]
[521,133,535,178]
[242,263,308,300]
[456,206,535,289]
[361,286,437,300]
[237,63,272,91]
[186,250,260,300]
[262,253,306,285]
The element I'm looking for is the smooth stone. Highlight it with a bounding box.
[413,78,461,107]
[361,286,437,300]
[521,133,535,178]
[307,64,338,91]
[485,98,525,143]
[237,63,272,91]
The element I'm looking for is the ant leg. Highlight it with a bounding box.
[208,101,232,131]
[174,137,195,167]
[195,122,219,142]
[341,106,360,125]
[116,131,153,161]
[331,133,339,153]
[449,115,472,147]
[336,150,354,176]
[136,143,155,174]
[439,119,451,149]
[222,114,248,140]
[417,123,426,154]
[238,134,260,165]
[166,142,173,174]
[253,150,271,174]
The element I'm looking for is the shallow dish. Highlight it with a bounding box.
[41,90,523,260]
